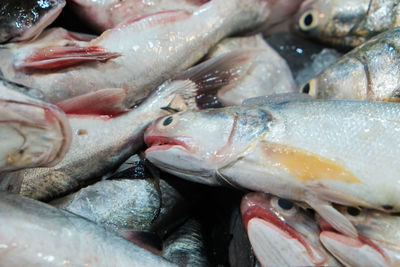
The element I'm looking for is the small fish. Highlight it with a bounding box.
[0,0,65,43]
[144,96,400,238]
[0,0,269,112]
[0,50,247,200]
[241,192,340,266]
[299,28,400,102]
[319,206,400,267]
[293,0,400,48]
[69,0,208,33]
[0,192,176,266]
[0,79,71,173]
[206,34,296,106]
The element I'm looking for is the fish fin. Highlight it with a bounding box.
[174,49,259,109]
[306,197,358,238]
[56,88,129,115]
[15,45,121,71]
[242,93,311,106]
[119,230,163,255]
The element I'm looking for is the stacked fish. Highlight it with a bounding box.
[1,0,400,266]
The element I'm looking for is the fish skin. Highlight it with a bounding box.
[300,28,400,102]
[292,0,400,48]
[206,34,296,106]
[241,192,340,266]
[319,206,400,267]
[144,99,400,236]
[69,0,207,33]
[0,79,71,173]
[0,0,65,43]
[0,0,269,109]
[0,192,176,267]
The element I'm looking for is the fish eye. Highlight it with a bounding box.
[271,197,297,216]
[162,116,173,126]
[299,10,319,31]
[347,207,361,216]
[299,79,317,97]
[278,198,294,210]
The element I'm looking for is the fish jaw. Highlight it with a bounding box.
[320,231,388,267]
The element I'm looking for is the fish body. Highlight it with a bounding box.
[293,0,400,48]
[241,192,340,266]
[300,28,400,102]
[0,0,269,109]
[145,98,400,236]
[0,192,176,266]
[320,206,400,267]
[0,79,71,172]
[0,0,65,43]
[207,34,296,106]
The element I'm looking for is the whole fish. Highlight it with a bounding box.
[0,0,65,43]
[292,0,400,48]
[206,34,296,106]
[0,192,176,266]
[0,79,71,173]
[241,192,340,266]
[0,0,269,111]
[144,96,400,238]
[0,50,246,200]
[319,206,400,267]
[299,28,400,102]
[69,0,207,33]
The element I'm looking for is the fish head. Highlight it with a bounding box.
[293,0,366,47]
[145,107,272,185]
[240,192,336,266]
[319,207,400,266]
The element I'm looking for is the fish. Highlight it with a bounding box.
[0,0,269,112]
[144,95,400,238]
[0,192,176,266]
[206,34,296,106]
[319,206,400,267]
[69,0,208,33]
[0,0,65,43]
[292,0,400,48]
[0,78,71,173]
[299,28,400,102]
[0,50,248,200]
[241,192,340,266]
[163,218,210,267]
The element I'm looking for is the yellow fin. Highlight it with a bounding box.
[262,143,361,184]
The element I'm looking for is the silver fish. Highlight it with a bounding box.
[320,206,400,267]
[293,0,400,48]
[144,96,400,238]
[299,28,400,102]
[0,0,65,43]
[241,192,340,266]
[0,79,71,173]
[0,0,269,111]
[0,192,176,266]
[206,34,296,106]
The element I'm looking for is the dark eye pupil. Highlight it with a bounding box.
[301,83,310,94]
[278,198,294,210]
[347,207,361,216]
[304,13,313,26]
[163,116,173,126]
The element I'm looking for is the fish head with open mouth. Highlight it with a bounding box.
[240,192,339,266]
[144,107,272,185]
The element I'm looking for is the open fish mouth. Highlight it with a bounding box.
[145,136,189,152]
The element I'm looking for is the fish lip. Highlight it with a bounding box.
[241,194,327,265]
[144,136,189,152]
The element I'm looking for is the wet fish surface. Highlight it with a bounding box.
[0,0,65,43]
[0,192,176,266]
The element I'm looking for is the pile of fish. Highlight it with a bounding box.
[1,0,400,266]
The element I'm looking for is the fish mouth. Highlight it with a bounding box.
[241,194,327,265]
[145,136,189,152]
[319,218,387,260]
